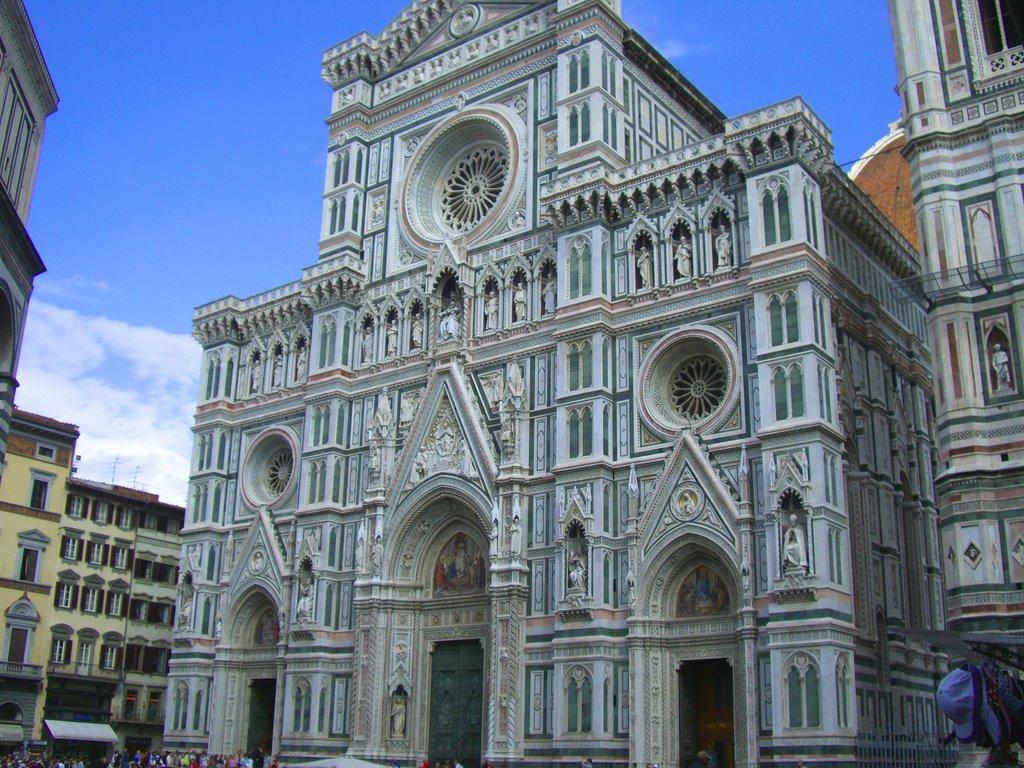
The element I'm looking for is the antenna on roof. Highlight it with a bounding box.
[132,465,142,489]
[109,456,121,485]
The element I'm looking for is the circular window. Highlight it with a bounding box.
[669,354,727,420]
[637,329,738,438]
[440,146,509,233]
[241,429,297,509]
[402,108,521,246]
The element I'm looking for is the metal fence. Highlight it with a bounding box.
[856,732,960,767]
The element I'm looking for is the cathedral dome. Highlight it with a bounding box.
[849,122,919,250]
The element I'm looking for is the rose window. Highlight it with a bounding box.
[266,448,292,495]
[670,355,727,420]
[440,146,509,233]
[240,429,298,509]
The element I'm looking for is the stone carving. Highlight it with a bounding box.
[409,399,474,483]
[386,318,399,357]
[636,245,653,288]
[294,344,307,380]
[361,325,374,363]
[783,513,807,572]
[390,689,407,737]
[400,390,421,425]
[542,273,556,314]
[512,279,527,322]
[506,361,526,407]
[370,535,383,575]
[438,301,462,342]
[410,313,424,350]
[675,235,692,279]
[568,552,587,590]
[271,348,283,388]
[369,391,394,441]
[296,570,315,622]
[714,226,733,270]
[249,355,262,394]
[483,287,498,330]
[992,342,1012,391]
[177,573,194,628]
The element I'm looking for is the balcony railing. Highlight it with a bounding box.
[112,707,163,725]
[47,661,124,681]
[0,660,44,679]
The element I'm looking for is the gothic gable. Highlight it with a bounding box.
[390,362,498,501]
[225,506,287,605]
[638,431,740,566]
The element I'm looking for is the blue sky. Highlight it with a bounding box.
[17,0,900,504]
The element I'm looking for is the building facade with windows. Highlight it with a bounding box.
[0,409,78,746]
[170,2,948,766]
[49,479,184,756]
[0,0,57,472]
[889,0,1024,632]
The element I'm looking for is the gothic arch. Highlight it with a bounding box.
[225,587,280,649]
[636,533,740,620]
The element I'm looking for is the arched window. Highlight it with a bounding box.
[569,107,579,146]
[328,528,338,568]
[568,239,591,298]
[193,688,204,732]
[332,153,342,187]
[350,194,361,231]
[329,199,340,235]
[173,682,189,731]
[804,187,819,249]
[566,668,593,733]
[332,458,342,503]
[784,293,799,342]
[201,598,212,635]
[769,292,799,346]
[318,318,336,369]
[308,462,326,504]
[569,409,581,458]
[325,583,335,628]
[786,654,821,728]
[318,685,328,733]
[836,655,851,728]
[211,483,222,523]
[790,365,805,417]
[770,297,784,346]
[206,547,217,582]
[341,152,350,184]
[354,148,363,184]
[773,368,789,421]
[610,110,617,149]
[217,433,227,469]
[601,52,609,90]
[224,358,234,398]
[581,407,593,456]
[569,54,579,92]
[580,50,590,88]
[205,359,218,400]
[567,341,593,390]
[762,181,792,246]
[580,103,591,142]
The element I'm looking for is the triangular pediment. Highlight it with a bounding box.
[226,507,288,604]
[639,431,740,563]
[391,362,498,500]
[373,1,548,79]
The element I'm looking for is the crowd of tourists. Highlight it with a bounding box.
[0,750,279,768]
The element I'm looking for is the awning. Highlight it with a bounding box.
[0,722,25,741]
[44,720,117,743]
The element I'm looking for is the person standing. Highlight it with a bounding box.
[689,752,710,768]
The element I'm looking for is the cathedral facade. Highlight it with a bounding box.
[166,2,948,766]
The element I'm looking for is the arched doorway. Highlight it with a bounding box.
[224,589,280,754]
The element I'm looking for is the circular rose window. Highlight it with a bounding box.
[637,329,739,438]
[670,354,727,420]
[241,429,298,509]
[440,146,509,232]
[401,108,522,247]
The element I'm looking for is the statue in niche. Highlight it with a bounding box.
[385,318,398,357]
[390,689,407,737]
[568,553,587,590]
[400,391,420,425]
[783,513,807,572]
[410,313,424,350]
[625,564,636,606]
[295,569,315,622]
[512,279,527,322]
[361,325,374,363]
[635,245,653,288]
[271,348,283,388]
[542,273,557,314]
[483,286,498,330]
[506,362,526,406]
[438,302,461,341]
[714,223,733,270]
[249,355,262,394]
[369,393,394,440]
[500,400,517,460]
[674,234,692,279]
[991,342,1012,391]
[294,343,307,380]
[177,574,194,627]
[370,535,383,576]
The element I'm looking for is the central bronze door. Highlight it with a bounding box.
[429,640,483,768]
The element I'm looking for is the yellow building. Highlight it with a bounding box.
[0,409,78,747]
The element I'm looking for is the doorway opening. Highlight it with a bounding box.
[679,658,734,768]
[428,640,483,768]
[247,678,276,754]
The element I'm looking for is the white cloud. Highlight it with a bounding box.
[14,300,200,507]
[34,273,114,300]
